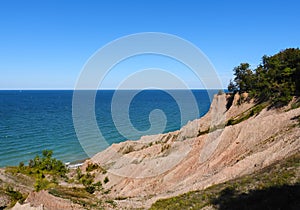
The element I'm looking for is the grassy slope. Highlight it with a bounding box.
[150,153,300,210]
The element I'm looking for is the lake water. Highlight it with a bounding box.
[0,89,218,167]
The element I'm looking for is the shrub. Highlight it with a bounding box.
[103,176,109,184]
[93,181,103,190]
[86,163,99,172]
[85,185,96,194]
[291,101,300,109]
[27,150,67,177]
[5,186,26,204]
[18,162,24,169]
[34,178,50,191]
[12,150,68,192]
[79,173,94,186]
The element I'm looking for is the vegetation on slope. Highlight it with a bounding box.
[2,150,116,209]
[150,153,300,210]
[0,185,27,208]
[6,150,67,192]
[226,102,269,126]
[1,150,68,207]
[228,48,300,106]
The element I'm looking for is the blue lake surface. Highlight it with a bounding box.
[0,90,219,167]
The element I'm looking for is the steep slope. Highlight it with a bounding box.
[87,94,300,209]
[150,153,300,210]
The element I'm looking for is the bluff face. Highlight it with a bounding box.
[86,93,300,208]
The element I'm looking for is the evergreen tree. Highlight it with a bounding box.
[228,48,300,105]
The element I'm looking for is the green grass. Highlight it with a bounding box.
[48,186,104,209]
[196,102,269,138]
[48,185,119,209]
[226,102,268,126]
[291,101,300,109]
[150,153,300,210]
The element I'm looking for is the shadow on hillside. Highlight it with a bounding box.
[226,94,234,110]
[211,184,300,210]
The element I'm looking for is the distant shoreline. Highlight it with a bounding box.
[65,158,89,169]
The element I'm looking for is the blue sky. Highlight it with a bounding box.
[0,0,299,89]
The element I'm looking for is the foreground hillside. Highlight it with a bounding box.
[1,93,300,209]
[150,153,300,210]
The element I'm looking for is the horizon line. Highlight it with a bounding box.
[0,88,228,91]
